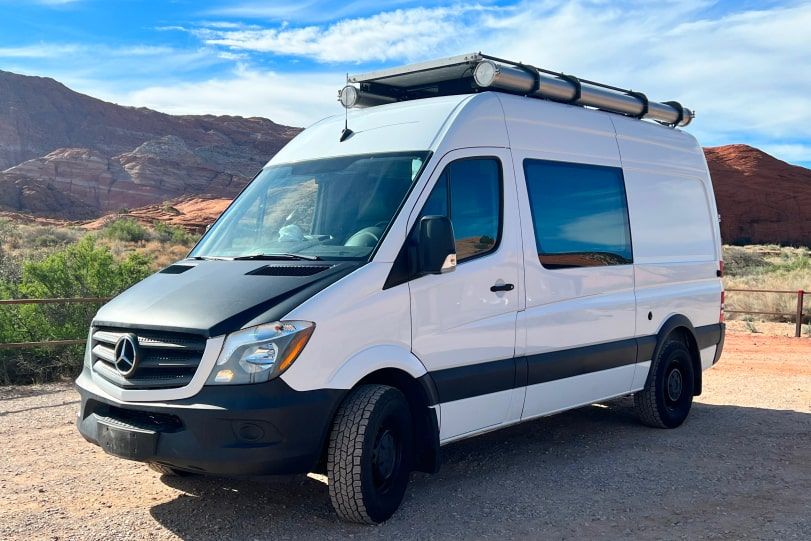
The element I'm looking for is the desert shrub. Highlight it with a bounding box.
[153,221,196,245]
[0,237,152,384]
[722,246,770,276]
[10,224,83,249]
[766,248,810,274]
[103,218,148,242]
[161,202,181,215]
[742,316,759,333]
[0,220,21,284]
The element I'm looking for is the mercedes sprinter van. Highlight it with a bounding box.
[76,54,725,524]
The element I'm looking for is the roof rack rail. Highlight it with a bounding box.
[338,52,694,127]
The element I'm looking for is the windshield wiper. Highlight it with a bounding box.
[232,253,322,261]
[188,255,227,261]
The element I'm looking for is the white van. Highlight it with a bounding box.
[76,54,725,524]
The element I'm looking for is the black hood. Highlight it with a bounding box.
[93,260,359,337]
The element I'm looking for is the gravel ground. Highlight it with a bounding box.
[1,332,809,540]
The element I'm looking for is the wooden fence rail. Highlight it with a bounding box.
[724,288,806,337]
[0,297,111,350]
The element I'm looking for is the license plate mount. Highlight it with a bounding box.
[96,416,158,461]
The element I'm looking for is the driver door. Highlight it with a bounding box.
[407,148,524,442]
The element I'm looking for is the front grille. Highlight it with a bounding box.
[91,327,206,390]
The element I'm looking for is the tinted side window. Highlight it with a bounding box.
[420,158,502,262]
[523,159,632,269]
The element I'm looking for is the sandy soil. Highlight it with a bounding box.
[726,319,809,338]
[1,332,809,540]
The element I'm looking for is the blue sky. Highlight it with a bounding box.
[1,0,810,167]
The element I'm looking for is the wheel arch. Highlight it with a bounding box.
[650,314,703,396]
[357,368,441,474]
[320,346,441,474]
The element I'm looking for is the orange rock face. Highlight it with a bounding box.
[0,69,300,218]
[82,197,233,233]
[2,69,809,245]
[704,144,811,246]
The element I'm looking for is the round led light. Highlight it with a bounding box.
[473,60,499,87]
[339,85,359,108]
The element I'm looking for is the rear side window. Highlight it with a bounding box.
[523,159,632,269]
[420,157,502,262]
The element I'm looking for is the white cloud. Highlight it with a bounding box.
[0,44,82,58]
[205,0,430,24]
[12,0,807,167]
[172,0,811,162]
[196,5,492,63]
[107,67,342,127]
[757,144,811,164]
[0,43,178,59]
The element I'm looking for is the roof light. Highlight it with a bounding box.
[338,85,397,109]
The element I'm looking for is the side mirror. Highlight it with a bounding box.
[416,215,457,275]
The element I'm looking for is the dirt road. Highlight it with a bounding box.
[1,332,809,540]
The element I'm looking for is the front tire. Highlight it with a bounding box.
[148,463,194,476]
[635,339,695,428]
[327,385,413,524]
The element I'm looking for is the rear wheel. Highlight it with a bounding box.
[327,384,413,524]
[635,339,695,428]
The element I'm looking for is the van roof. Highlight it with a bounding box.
[267,94,475,167]
[266,92,699,171]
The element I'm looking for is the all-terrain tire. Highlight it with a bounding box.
[635,339,695,428]
[148,463,192,476]
[327,384,413,524]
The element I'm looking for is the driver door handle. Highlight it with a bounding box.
[490,283,515,292]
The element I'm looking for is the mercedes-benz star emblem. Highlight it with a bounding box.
[113,334,140,378]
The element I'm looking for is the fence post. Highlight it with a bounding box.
[797,290,805,338]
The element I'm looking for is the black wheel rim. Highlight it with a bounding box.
[371,426,401,493]
[666,367,683,402]
[664,358,688,411]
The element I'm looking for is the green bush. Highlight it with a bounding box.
[103,218,148,242]
[0,237,152,384]
[153,221,196,245]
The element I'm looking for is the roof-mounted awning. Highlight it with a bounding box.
[338,53,694,127]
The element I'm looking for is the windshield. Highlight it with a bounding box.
[190,151,430,260]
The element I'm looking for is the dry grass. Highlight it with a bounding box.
[723,245,810,327]
[3,219,808,329]
[99,238,193,269]
[0,219,199,279]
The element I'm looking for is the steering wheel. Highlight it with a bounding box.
[344,226,383,247]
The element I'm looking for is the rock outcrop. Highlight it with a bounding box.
[0,69,300,218]
[704,144,811,246]
[1,70,809,245]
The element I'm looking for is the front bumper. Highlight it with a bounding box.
[75,368,345,476]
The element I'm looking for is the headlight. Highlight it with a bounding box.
[206,321,315,385]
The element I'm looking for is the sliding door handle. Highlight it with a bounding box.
[490,283,515,292]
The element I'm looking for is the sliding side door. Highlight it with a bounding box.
[516,157,638,419]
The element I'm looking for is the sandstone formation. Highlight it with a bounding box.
[1,69,809,246]
[82,197,233,232]
[0,69,300,217]
[704,144,811,246]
